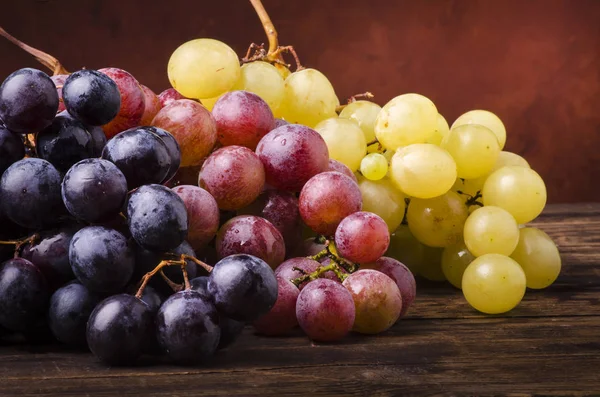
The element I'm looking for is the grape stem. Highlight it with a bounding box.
[135,259,186,299]
[159,271,184,293]
[180,254,213,273]
[0,233,39,258]
[459,190,484,208]
[301,241,358,285]
[0,26,68,76]
[336,92,375,112]
[249,0,281,59]
[291,262,348,286]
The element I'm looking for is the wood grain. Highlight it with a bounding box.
[0,203,599,396]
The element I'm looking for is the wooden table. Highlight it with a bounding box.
[1,203,599,396]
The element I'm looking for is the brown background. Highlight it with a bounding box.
[0,0,598,203]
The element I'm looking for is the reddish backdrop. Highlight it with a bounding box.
[1,0,599,203]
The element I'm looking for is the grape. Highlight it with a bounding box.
[127,184,188,252]
[451,109,507,149]
[51,74,68,113]
[424,113,450,145]
[495,151,530,169]
[275,64,291,80]
[69,226,134,293]
[0,126,25,176]
[335,212,390,263]
[374,93,438,150]
[56,110,107,157]
[0,68,58,133]
[510,227,561,289]
[420,246,446,282]
[342,269,402,334]
[273,118,289,129]
[385,225,427,274]
[212,91,274,150]
[172,185,219,250]
[407,191,469,247]
[253,276,299,336]
[36,114,95,173]
[361,257,416,318]
[133,241,198,292]
[274,257,322,289]
[233,62,285,114]
[462,254,526,314]
[62,69,121,126]
[389,143,457,199]
[208,254,278,322]
[339,100,381,143]
[199,145,265,210]
[328,159,357,182]
[0,257,49,332]
[291,238,327,258]
[441,242,475,289]
[299,171,362,236]
[463,206,520,257]
[48,282,100,346]
[152,99,217,167]
[158,88,186,107]
[216,215,285,269]
[483,166,547,224]
[256,124,329,192]
[296,278,355,342]
[61,159,128,223]
[97,68,145,138]
[315,117,368,173]
[0,158,65,229]
[144,126,181,183]
[139,85,161,125]
[136,285,163,313]
[358,176,406,233]
[21,226,78,290]
[101,127,172,189]
[86,294,153,365]
[452,178,483,200]
[199,95,221,111]
[441,124,500,179]
[360,153,388,181]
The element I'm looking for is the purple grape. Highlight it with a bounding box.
[145,126,181,184]
[295,278,355,342]
[299,171,362,236]
[86,294,153,365]
[274,257,321,289]
[172,185,220,251]
[216,216,285,269]
[272,118,289,129]
[328,159,357,182]
[136,285,163,313]
[253,276,299,336]
[335,211,390,264]
[56,110,107,157]
[0,126,24,176]
[255,124,329,192]
[198,145,265,210]
[292,237,327,258]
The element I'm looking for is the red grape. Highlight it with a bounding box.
[152,99,217,167]
[158,88,185,108]
[172,185,220,251]
[198,146,265,210]
[292,237,326,258]
[335,212,390,264]
[296,279,355,342]
[273,118,289,129]
[99,68,145,138]
[328,159,357,183]
[274,257,321,289]
[361,257,416,318]
[342,269,402,334]
[255,124,329,192]
[299,171,362,236]
[51,74,68,113]
[216,215,285,269]
[139,85,161,125]
[212,91,275,150]
[253,276,299,336]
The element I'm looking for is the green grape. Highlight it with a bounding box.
[407,191,469,247]
[233,61,285,114]
[200,95,221,111]
[451,109,507,150]
[425,113,450,145]
[452,178,483,199]
[511,227,561,289]
[374,93,438,150]
[315,118,367,172]
[441,124,500,179]
[339,100,381,143]
[358,176,406,232]
[389,144,457,199]
[441,242,475,289]
[420,246,446,282]
[168,38,241,99]
[360,153,388,181]
[482,166,547,224]
[385,224,426,274]
[463,206,520,257]
[279,68,338,127]
[462,254,526,314]
[383,149,395,163]
[495,151,530,169]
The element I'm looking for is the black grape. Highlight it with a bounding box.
[0,126,24,176]
[155,290,220,365]
[127,184,188,252]
[0,158,66,229]
[0,68,58,133]
[62,69,121,126]
[57,110,107,157]
[69,226,134,293]
[136,285,163,313]
[86,294,153,365]
[48,281,101,346]
[145,126,181,183]
[208,254,278,322]
[61,159,128,223]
